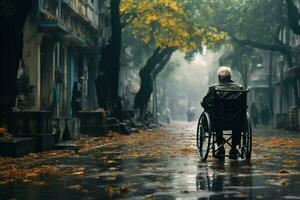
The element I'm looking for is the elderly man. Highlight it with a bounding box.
[201,66,243,159]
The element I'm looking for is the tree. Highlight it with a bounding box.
[199,0,299,111]
[203,0,293,66]
[120,0,227,117]
[0,0,32,127]
[96,0,122,119]
[133,47,176,117]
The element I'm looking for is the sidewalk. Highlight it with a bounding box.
[254,125,300,136]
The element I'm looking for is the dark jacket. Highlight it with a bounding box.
[201,80,243,110]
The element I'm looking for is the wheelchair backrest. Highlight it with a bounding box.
[211,89,248,131]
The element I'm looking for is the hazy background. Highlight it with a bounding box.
[156,49,243,120]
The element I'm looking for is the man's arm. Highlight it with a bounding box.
[201,86,214,108]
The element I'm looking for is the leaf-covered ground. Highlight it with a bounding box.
[0,122,299,199]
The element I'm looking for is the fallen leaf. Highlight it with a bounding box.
[278,179,288,185]
[278,169,289,174]
[81,189,89,193]
[105,186,114,197]
[72,171,84,176]
[68,185,82,190]
[119,186,130,195]
[0,128,7,133]
[283,159,297,165]
[0,179,14,184]
[256,195,264,199]
[34,181,46,186]
[107,160,117,164]
[24,172,38,178]
[27,153,38,158]
[263,154,273,159]
[252,159,263,165]
[181,190,189,194]
[144,194,154,200]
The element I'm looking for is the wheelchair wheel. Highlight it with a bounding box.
[197,112,211,161]
[242,113,252,160]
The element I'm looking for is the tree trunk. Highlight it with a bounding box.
[96,0,122,119]
[110,0,122,119]
[96,43,113,110]
[134,47,175,118]
[0,0,32,126]
[279,62,284,113]
[286,0,300,35]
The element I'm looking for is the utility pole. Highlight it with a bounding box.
[268,51,274,121]
[280,60,284,114]
[244,62,248,88]
[152,78,157,118]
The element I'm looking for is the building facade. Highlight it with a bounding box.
[272,27,300,130]
[13,0,110,137]
[247,4,300,130]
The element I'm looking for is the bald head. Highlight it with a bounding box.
[217,66,232,83]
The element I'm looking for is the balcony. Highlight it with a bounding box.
[40,0,59,18]
[61,0,99,29]
[63,32,86,46]
[37,0,98,47]
[38,0,69,34]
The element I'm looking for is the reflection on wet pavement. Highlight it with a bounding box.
[0,121,300,200]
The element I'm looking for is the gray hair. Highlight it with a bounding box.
[217,66,232,83]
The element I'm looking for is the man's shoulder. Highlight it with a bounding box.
[209,84,218,89]
[210,82,244,90]
[232,82,244,90]
[229,82,243,89]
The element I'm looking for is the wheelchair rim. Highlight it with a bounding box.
[197,112,211,161]
[242,112,252,160]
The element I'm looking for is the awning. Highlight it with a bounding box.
[284,67,300,80]
[38,19,69,34]
[63,32,86,46]
[248,80,268,89]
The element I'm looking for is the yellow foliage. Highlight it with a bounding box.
[120,0,227,52]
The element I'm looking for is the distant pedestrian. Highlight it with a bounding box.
[250,102,258,127]
[190,107,195,121]
[187,107,196,122]
[187,108,192,122]
[260,108,264,125]
[260,106,270,125]
[264,106,270,125]
[164,108,171,124]
[71,82,81,117]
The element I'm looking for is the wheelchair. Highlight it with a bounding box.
[196,89,252,161]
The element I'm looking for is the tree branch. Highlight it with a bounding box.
[140,47,175,75]
[152,48,176,78]
[230,34,289,53]
[139,47,161,75]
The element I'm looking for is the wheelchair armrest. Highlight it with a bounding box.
[201,102,212,108]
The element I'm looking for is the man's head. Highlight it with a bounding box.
[217,66,232,83]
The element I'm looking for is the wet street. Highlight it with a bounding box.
[0,121,300,200]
